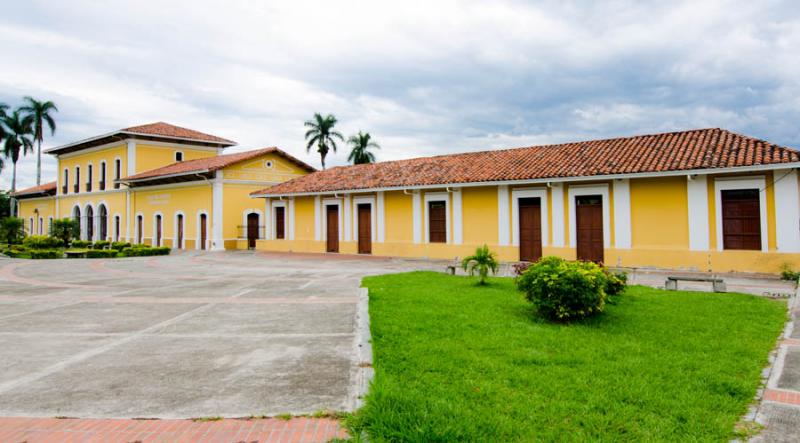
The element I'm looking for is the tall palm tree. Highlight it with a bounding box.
[0,103,8,175]
[346,131,380,164]
[20,97,58,186]
[2,110,34,217]
[304,113,343,170]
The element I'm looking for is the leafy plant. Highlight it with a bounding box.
[49,218,79,246]
[2,109,35,214]
[512,262,532,276]
[0,217,26,245]
[516,256,610,322]
[604,270,628,297]
[780,263,800,282]
[22,235,62,249]
[461,244,499,285]
[19,97,58,186]
[120,246,170,257]
[70,240,91,248]
[92,240,110,250]
[111,241,131,251]
[30,249,62,259]
[86,249,118,258]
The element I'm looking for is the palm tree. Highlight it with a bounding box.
[461,244,500,285]
[346,131,380,164]
[0,103,8,175]
[20,97,58,186]
[2,110,34,217]
[304,113,343,170]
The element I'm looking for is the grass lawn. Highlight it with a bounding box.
[351,272,787,442]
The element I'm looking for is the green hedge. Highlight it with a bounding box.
[111,241,132,251]
[23,235,63,249]
[121,246,170,257]
[30,249,63,259]
[71,240,91,248]
[86,249,119,259]
[92,240,110,250]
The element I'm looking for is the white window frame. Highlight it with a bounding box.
[63,168,69,194]
[47,216,53,236]
[241,209,264,239]
[714,176,768,252]
[135,212,145,244]
[322,198,344,242]
[424,192,450,244]
[153,211,164,247]
[353,196,377,243]
[86,162,94,192]
[38,216,44,235]
[568,184,611,248]
[74,166,81,193]
[271,200,288,240]
[196,210,209,250]
[175,151,184,162]
[96,202,109,241]
[173,210,186,249]
[511,187,549,247]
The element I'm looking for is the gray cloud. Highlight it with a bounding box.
[1,0,799,190]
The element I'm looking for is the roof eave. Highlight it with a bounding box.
[118,169,212,185]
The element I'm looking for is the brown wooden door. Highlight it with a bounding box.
[721,189,761,250]
[200,214,207,250]
[326,205,339,252]
[177,215,184,249]
[428,201,447,243]
[247,213,259,249]
[519,198,542,262]
[155,216,162,247]
[137,216,142,244]
[576,196,604,263]
[358,204,372,254]
[275,207,285,239]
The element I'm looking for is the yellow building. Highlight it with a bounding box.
[15,122,314,250]
[251,128,800,274]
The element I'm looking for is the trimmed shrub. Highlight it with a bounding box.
[30,249,63,259]
[65,249,88,258]
[516,256,611,322]
[23,235,63,249]
[92,240,110,250]
[71,240,91,248]
[111,241,131,251]
[5,245,30,258]
[120,246,170,257]
[50,218,80,246]
[604,270,628,296]
[86,249,119,258]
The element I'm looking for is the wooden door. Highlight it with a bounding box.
[518,197,542,262]
[275,207,285,239]
[247,213,259,249]
[137,216,142,244]
[576,196,604,263]
[721,189,761,250]
[326,205,339,253]
[358,204,372,254]
[200,214,207,250]
[155,216,162,247]
[428,201,447,243]
[177,215,184,249]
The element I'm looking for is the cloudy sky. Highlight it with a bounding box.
[2,0,799,190]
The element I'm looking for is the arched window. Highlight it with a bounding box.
[98,205,108,241]
[113,215,120,242]
[38,217,43,235]
[86,206,94,241]
[73,206,81,238]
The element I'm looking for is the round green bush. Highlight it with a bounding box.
[23,235,63,249]
[30,249,63,259]
[516,256,612,321]
[70,240,91,248]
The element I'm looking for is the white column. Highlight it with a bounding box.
[314,196,321,241]
[264,198,271,240]
[412,191,422,244]
[612,179,631,249]
[126,140,136,175]
[775,169,800,252]
[550,184,564,247]
[497,185,510,246]
[343,195,352,242]
[377,191,385,242]
[452,189,463,245]
[687,175,710,251]
[288,198,296,240]
[211,171,224,250]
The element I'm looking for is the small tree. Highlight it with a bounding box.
[0,217,25,245]
[50,218,79,247]
[461,244,499,285]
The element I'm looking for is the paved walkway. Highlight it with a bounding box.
[0,416,345,442]
[751,285,800,442]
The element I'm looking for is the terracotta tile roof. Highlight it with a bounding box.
[12,181,57,198]
[122,122,235,145]
[252,128,800,196]
[122,147,315,182]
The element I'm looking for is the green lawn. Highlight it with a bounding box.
[351,272,786,442]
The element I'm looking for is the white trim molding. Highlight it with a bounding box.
[134,212,145,244]
[241,208,264,239]
[550,184,565,247]
[612,179,631,249]
[270,200,287,240]
[412,191,422,244]
[774,169,800,253]
[497,185,510,246]
[376,191,385,243]
[196,210,210,249]
[173,210,187,249]
[568,184,611,248]
[211,170,224,250]
[322,198,344,242]
[423,192,450,244]
[126,140,136,176]
[343,194,352,242]
[287,198,295,240]
[687,175,710,251]
[511,187,549,247]
[452,189,463,245]
[353,196,377,243]
[714,176,768,252]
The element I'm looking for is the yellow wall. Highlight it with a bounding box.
[462,186,498,247]
[131,184,212,249]
[630,176,689,249]
[135,144,217,173]
[57,144,127,196]
[18,198,56,236]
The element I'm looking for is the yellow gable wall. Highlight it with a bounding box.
[224,153,309,182]
[18,198,56,235]
[57,144,127,195]
[131,184,212,249]
[135,144,217,174]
